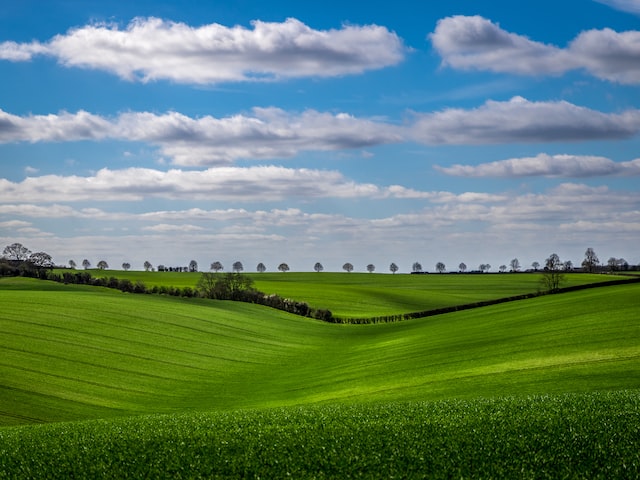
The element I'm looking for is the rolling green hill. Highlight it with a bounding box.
[86,269,627,317]
[1,277,638,426]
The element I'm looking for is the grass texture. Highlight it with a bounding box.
[1,391,638,478]
[1,277,638,425]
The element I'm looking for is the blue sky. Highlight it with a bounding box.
[1,0,639,272]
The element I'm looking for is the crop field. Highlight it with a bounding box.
[2,391,638,478]
[86,269,627,317]
[1,275,639,476]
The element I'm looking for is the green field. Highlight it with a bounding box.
[1,275,639,476]
[87,269,627,317]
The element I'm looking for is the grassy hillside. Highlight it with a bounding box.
[2,391,638,478]
[1,277,638,426]
[86,269,626,317]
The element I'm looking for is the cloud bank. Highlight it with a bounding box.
[1,98,638,166]
[437,154,640,177]
[0,17,406,84]
[431,15,640,84]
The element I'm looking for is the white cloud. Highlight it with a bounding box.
[595,0,640,14]
[0,17,406,84]
[431,15,640,84]
[0,166,436,203]
[436,153,640,177]
[411,96,640,144]
[0,108,402,165]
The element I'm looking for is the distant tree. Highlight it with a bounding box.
[499,265,507,273]
[541,253,564,293]
[211,261,223,273]
[532,261,540,271]
[342,262,354,273]
[607,257,628,272]
[479,264,491,273]
[314,262,324,273]
[582,248,599,273]
[510,258,520,272]
[97,260,109,270]
[367,264,375,273]
[189,260,198,272]
[122,262,131,271]
[563,260,573,271]
[390,262,399,274]
[82,259,91,270]
[197,272,255,300]
[232,261,243,273]
[458,262,467,273]
[278,263,290,273]
[256,262,266,273]
[143,260,152,272]
[69,259,77,269]
[29,252,53,268]
[435,262,446,273]
[412,262,423,273]
[2,243,31,261]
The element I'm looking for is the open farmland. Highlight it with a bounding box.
[88,269,628,317]
[1,276,639,477]
[1,276,639,425]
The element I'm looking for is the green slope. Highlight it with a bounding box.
[1,277,639,425]
[87,269,627,317]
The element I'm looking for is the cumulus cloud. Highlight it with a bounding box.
[0,17,406,84]
[431,15,640,84]
[410,96,640,144]
[0,108,402,165]
[436,153,640,177]
[0,166,435,203]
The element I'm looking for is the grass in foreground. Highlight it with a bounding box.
[1,391,638,478]
[1,277,639,425]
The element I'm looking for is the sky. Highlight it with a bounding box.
[1,0,639,272]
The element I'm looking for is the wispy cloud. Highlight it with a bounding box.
[595,0,640,14]
[0,17,406,84]
[431,15,640,84]
[436,153,640,177]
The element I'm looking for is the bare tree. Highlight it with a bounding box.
[278,263,290,272]
[69,259,77,269]
[189,260,198,272]
[563,260,573,271]
[211,261,223,273]
[97,260,109,270]
[459,262,467,273]
[367,264,375,273]
[314,262,324,273]
[582,248,599,273]
[2,243,31,261]
[342,262,354,273]
[532,261,540,271]
[499,265,507,273]
[232,261,243,273]
[389,263,399,274]
[122,262,131,271]
[479,264,491,273]
[143,261,152,272]
[82,259,91,270]
[412,262,423,273]
[541,253,564,292]
[29,252,53,268]
[257,262,266,273]
[436,262,446,273]
[510,258,520,272]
